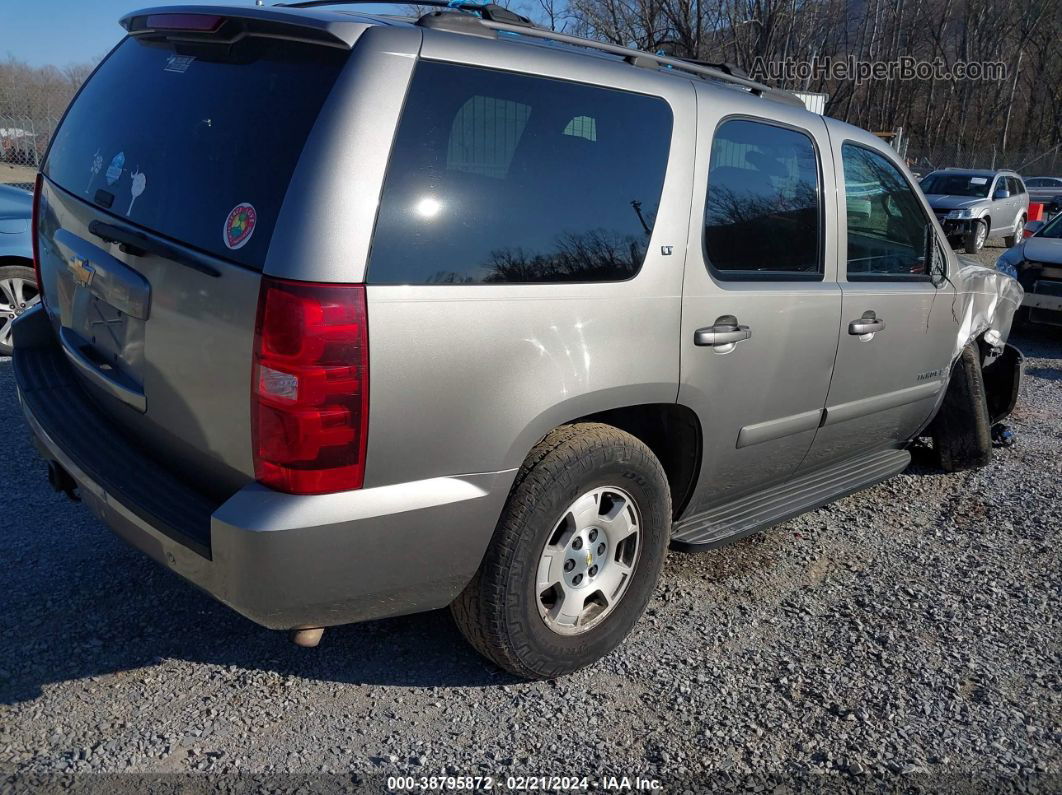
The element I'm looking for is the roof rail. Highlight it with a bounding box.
[275,1,803,108]
[474,19,805,108]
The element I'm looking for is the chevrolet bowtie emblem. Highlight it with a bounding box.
[585,550,593,567]
[70,256,95,288]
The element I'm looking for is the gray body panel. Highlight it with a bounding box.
[677,89,841,507]
[13,5,1024,630]
[36,179,260,494]
[362,28,696,485]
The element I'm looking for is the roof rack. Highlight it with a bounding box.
[275,1,804,108]
[473,19,805,107]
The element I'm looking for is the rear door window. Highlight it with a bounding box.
[703,119,822,279]
[44,36,346,270]
[367,61,673,284]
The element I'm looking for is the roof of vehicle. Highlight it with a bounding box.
[122,3,808,110]
[929,168,1020,177]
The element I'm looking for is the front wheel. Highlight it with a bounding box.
[964,219,988,254]
[451,423,671,679]
[930,345,992,471]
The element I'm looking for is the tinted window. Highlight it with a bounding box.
[704,119,820,277]
[1009,177,1025,195]
[45,37,345,270]
[368,62,672,284]
[842,144,930,278]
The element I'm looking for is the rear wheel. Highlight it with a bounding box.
[963,219,988,254]
[930,345,993,471]
[451,423,671,679]
[1004,216,1025,248]
[0,264,40,356]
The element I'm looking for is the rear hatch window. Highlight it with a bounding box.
[44,35,347,270]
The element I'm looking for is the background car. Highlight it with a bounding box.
[996,211,1062,326]
[0,183,39,356]
[920,168,1029,253]
[1024,176,1062,214]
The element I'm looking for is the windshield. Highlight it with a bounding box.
[44,36,346,270]
[920,173,993,198]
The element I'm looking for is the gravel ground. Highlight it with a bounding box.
[1,246,1059,791]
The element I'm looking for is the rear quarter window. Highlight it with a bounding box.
[44,36,346,270]
[367,61,673,285]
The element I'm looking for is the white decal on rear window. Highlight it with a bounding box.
[970,177,988,185]
[85,149,102,193]
[105,151,125,185]
[223,203,257,250]
[127,168,146,215]
[164,55,195,74]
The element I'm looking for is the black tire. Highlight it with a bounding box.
[451,422,671,679]
[0,263,39,357]
[963,220,987,254]
[930,345,992,472]
[1003,216,1024,248]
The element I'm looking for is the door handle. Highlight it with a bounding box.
[694,323,752,347]
[848,311,885,336]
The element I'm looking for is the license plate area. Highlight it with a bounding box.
[51,228,151,389]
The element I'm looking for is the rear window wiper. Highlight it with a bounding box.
[88,220,221,278]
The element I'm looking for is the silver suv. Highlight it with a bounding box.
[13,2,1025,679]
[920,168,1030,253]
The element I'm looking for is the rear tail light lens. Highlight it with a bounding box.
[31,173,43,301]
[252,277,369,495]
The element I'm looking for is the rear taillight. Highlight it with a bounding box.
[252,277,369,495]
[31,173,43,301]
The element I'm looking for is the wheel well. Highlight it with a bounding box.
[574,403,701,520]
[0,256,34,269]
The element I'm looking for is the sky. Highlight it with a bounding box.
[3,1,483,68]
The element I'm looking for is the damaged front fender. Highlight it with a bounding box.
[953,257,1024,349]
[949,258,1024,424]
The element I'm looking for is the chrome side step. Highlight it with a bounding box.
[671,448,911,550]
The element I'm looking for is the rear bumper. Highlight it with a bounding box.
[14,308,513,630]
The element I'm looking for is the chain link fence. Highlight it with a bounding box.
[1,54,87,191]
[905,147,1062,176]
[0,114,58,191]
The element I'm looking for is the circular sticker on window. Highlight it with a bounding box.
[223,203,257,250]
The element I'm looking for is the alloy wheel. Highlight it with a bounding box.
[0,276,40,351]
[536,486,641,635]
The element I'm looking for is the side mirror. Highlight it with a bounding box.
[1024,220,1044,238]
[993,189,1011,200]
